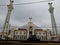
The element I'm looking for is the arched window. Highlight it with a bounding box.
[39,32,41,35]
[16,32,18,34]
[29,26,33,30]
[20,32,22,34]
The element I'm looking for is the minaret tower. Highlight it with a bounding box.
[2,0,14,38]
[48,2,58,37]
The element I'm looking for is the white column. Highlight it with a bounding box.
[27,28,29,39]
[32,28,34,35]
[48,2,58,36]
[41,36,42,40]
[2,0,14,38]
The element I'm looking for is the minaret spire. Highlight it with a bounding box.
[2,0,14,39]
[48,2,58,38]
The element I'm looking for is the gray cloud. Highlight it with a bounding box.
[0,0,60,34]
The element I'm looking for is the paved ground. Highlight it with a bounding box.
[0,41,60,45]
[20,43,60,45]
[0,43,60,45]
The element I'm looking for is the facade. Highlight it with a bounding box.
[8,19,51,41]
[14,29,47,40]
[0,32,3,39]
[0,32,7,39]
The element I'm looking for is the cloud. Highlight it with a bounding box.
[0,0,60,34]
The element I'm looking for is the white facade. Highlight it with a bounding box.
[35,31,47,40]
[14,30,27,40]
[8,19,51,40]
[10,28,51,41]
[46,30,51,40]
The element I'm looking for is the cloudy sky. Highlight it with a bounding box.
[0,0,60,34]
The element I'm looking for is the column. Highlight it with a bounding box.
[48,2,58,36]
[27,27,29,39]
[32,28,34,35]
[2,0,14,38]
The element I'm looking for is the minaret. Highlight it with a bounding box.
[48,2,58,37]
[2,0,14,38]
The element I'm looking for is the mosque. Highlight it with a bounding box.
[8,17,51,41]
[0,0,59,41]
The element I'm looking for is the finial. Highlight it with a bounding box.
[48,2,53,5]
[48,2,52,5]
[48,2,54,14]
[10,0,14,3]
[29,17,32,22]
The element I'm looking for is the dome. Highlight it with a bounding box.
[18,17,41,29]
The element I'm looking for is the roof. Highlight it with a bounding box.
[15,30,26,32]
[18,21,42,30]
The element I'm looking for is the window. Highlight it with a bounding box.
[29,26,32,29]
[24,32,26,34]
[20,36,21,39]
[15,36,17,39]
[29,31,32,34]
[17,35,19,39]
[39,32,41,35]
[34,32,37,35]
[37,36,40,39]
[43,32,45,35]
[20,32,22,34]
[22,36,23,39]
[29,26,33,30]
[16,32,18,34]
[24,36,26,39]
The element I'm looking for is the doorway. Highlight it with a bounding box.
[29,31,32,35]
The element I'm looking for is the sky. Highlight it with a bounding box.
[0,0,60,34]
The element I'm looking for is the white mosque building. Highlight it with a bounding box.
[8,17,51,41]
